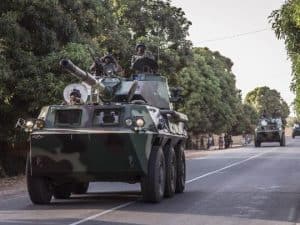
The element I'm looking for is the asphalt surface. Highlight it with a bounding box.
[1,138,300,225]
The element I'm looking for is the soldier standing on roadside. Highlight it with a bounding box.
[219,135,224,149]
[224,133,229,149]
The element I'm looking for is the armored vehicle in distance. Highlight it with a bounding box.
[254,117,285,147]
[17,54,188,204]
[292,123,300,138]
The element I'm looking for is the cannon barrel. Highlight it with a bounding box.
[60,59,97,86]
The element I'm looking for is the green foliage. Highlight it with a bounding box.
[0,0,265,177]
[178,48,254,135]
[231,103,259,135]
[245,86,290,119]
[0,0,192,144]
[270,1,300,116]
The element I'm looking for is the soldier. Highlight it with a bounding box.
[131,43,157,73]
[69,88,83,105]
[90,54,123,76]
[228,134,233,148]
[207,134,213,149]
[218,135,224,149]
[224,133,229,149]
[102,54,123,75]
[261,110,267,119]
[131,43,146,67]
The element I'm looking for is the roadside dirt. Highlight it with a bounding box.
[0,175,26,198]
[185,144,243,159]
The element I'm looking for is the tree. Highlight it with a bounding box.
[0,0,192,141]
[0,0,192,175]
[109,0,192,82]
[231,103,259,135]
[245,86,290,119]
[270,1,300,116]
[178,47,243,135]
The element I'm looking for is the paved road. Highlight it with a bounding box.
[1,138,300,225]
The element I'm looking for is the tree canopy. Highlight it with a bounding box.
[270,0,300,117]
[178,47,257,135]
[0,0,192,143]
[0,1,272,145]
[245,86,290,119]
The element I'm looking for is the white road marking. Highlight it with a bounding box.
[288,207,296,221]
[0,194,27,202]
[0,219,61,225]
[186,151,270,184]
[68,201,135,225]
[67,150,271,225]
[189,157,206,160]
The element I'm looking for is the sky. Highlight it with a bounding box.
[171,0,294,113]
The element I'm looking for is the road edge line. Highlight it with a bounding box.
[68,150,270,225]
[186,150,270,184]
[68,201,136,225]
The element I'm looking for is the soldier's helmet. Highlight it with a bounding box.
[135,43,146,51]
[103,54,115,64]
[70,88,81,98]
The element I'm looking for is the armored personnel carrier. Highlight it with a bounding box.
[16,54,188,204]
[292,122,300,138]
[254,117,285,147]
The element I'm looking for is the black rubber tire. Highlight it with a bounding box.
[254,140,261,147]
[164,146,177,198]
[280,135,286,147]
[73,182,89,194]
[175,145,186,193]
[53,185,71,199]
[141,147,165,203]
[26,157,52,204]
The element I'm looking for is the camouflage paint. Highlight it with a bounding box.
[29,102,187,183]
[30,130,154,181]
[27,66,188,185]
[255,118,284,143]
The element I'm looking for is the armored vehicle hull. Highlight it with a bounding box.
[20,57,188,205]
[30,130,184,182]
[26,104,187,204]
[254,118,285,147]
[292,125,300,138]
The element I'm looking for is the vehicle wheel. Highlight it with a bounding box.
[280,135,286,147]
[26,157,52,204]
[292,135,295,139]
[175,145,186,193]
[141,147,165,203]
[254,140,261,147]
[53,185,71,199]
[73,182,89,194]
[164,146,177,198]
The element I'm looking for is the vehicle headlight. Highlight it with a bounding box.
[135,118,145,128]
[26,120,34,129]
[35,119,45,129]
[261,120,267,126]
[125,119,133,126]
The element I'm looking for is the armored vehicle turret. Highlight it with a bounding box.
[254,117,285,147]
[17,53,188,204]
